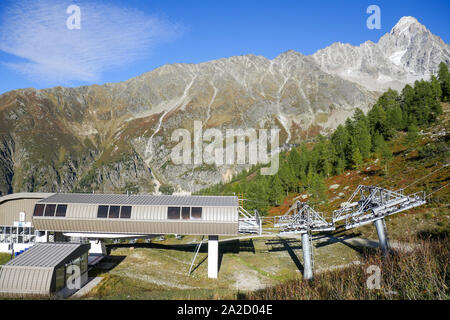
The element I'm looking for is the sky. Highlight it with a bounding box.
[0,0,449,94]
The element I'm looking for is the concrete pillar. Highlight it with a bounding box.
[208,235,219,279]
[374,218,389,255]
[301,232,313,280]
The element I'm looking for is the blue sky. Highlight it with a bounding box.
[0,0,449,94]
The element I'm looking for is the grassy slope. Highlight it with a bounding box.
[0,253,11,265]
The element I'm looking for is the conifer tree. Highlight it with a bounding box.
[438,62,450,101]
[351,146,363,170]
[268,175,283,206]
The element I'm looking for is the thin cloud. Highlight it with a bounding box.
[0,0,183,84]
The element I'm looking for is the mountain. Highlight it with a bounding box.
[312,16,450,91]
[0,16,448,194]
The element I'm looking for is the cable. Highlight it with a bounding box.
[426,182,450,198]
[401,163,449,190]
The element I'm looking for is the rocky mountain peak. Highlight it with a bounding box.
[390,16,425,37]
[312,16,449,92]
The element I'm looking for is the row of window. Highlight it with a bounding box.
[0,226,35,244]
[97,205,132,219]
[33,204,67,217]
[33,204,203,220]
[168,207,202,220]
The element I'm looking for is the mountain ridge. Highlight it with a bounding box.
[0,16,448,195]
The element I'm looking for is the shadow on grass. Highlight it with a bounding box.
[106,239,256,276]
[314,233,379,256]
[417,227,449,240]
[265,238,304,273]
[88,255,126,277]
[107,239,255,255]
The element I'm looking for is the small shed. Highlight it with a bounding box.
[0,242,90,297]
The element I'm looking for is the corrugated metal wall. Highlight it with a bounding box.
[62,204,239,222]
[61,204,238,222]
[0,199,38,226]
[66,204,97,219]
[0,266,53,296]
[32,218,238,235]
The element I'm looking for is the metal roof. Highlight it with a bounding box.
[38,193,239,207]
[5,243,88,268]
[0,192,55,205]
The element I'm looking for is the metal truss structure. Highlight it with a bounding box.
[275,201,335,235]
[238,207,262,234]
[332,185,426,229]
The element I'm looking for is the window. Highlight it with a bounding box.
[120,206,131,219]
[55,205,67,217]
[191,207,202,219]
[108,206,120,219]
[167,207,180,220]
[97,205,109,218]
[55,266,65,291]
[33,204,45,216]
[181,207,191,220]
[80,252,88,273]
[44,204,56,217]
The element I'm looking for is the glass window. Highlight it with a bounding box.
[167,207,180,220]
[55,266,65,291]
[97,205,109,218]
[181,207,190,220]
[33,204,45,216]
[55,204,67,217]
[108,206,120,219]
[120,206,131,219]
[80,252,88,273]
[44,204,56,217]
[191,207,202,219]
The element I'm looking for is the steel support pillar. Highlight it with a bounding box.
[208,235,219,279]
[301,233,313,280]
[374,218,389,255]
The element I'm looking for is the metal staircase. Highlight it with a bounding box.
[238,207,262,234]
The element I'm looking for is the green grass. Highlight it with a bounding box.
[0,253,11,265]
[245,235,449,300]
[81,235,364,300]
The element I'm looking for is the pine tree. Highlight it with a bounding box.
[353,119,372,159]
[430,75,442,102]
[331,124,350,160]
[351,146,363,170]
[404,124,420,147]
[288,148,302,179]
[438,62,450,101]
[268,175,283,206]
[311,173,327,202]
[368,104,388,138]
[380,141,393,174]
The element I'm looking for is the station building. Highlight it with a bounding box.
[0,192,261,296]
